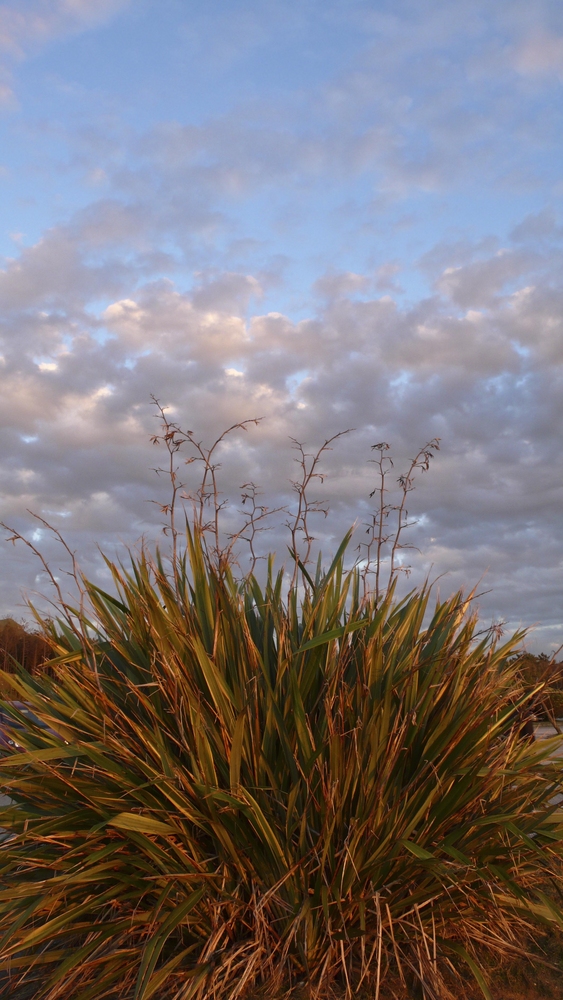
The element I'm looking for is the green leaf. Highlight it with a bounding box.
[229,711,246,789]
[135,888,205,999]
[447,943,492,1000]
[297,617,369,652]
[400,839,436,860]
[0,745,84,766]
[108,813,176,836]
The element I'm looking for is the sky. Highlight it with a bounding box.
[0,0,562,650]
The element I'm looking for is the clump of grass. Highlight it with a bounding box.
[1,409,562,999]
[0,523,562,1000]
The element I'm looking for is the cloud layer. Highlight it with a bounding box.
[0,0,562,651]
[1,220,562,648]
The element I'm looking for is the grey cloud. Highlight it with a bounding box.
[418,238,500,279]
[434,249,537,308]
[1,220,562,646]
[0,227,131,312]
[191,272,263,313]
[374,263,403,292]
[0,232,562,556]
[510,208,563,243]
[499,285,563,362]
[313,271,371,300]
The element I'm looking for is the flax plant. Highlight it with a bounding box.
[0,524,562,1000]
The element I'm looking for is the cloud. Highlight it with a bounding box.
[1,207,562,650]
[434,249,537,308]
[510,208,563,243]
[1,0,563,655]
[313,271,370,300]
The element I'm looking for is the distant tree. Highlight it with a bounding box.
[0,618,49,675]
[511,651,563,721]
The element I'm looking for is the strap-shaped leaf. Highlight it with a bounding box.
[297,617,369,652]
[108,813,176,836]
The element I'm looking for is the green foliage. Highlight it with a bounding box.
[0,530,562,999]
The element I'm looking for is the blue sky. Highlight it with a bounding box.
[1,0,563,649]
